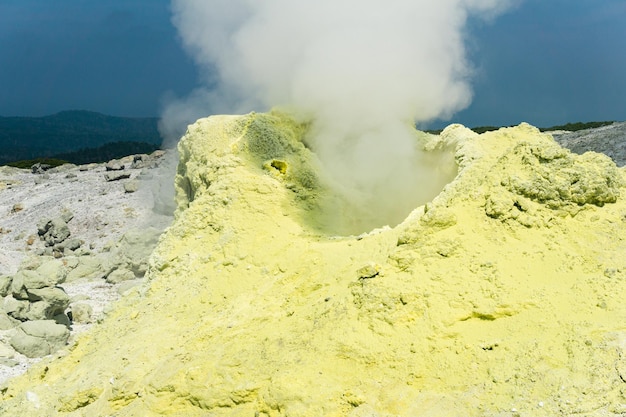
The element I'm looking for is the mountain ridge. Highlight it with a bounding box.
[0,110,162,165]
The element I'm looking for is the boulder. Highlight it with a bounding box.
[9,270,34,299]
[64,256,104,282]
[9,320,70,358]
[10,260,67,294]
[5,283,70,322]
[103,228,162,280]
[25,287,70,320]
[35,258,68,285]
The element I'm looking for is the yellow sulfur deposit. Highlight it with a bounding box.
[2,111,626,416]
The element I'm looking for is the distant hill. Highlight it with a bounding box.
[51,140,161,165]
[0,110,162,165]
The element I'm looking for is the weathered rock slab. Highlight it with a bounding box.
[9,320,70,358]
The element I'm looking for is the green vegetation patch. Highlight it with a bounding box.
[539,121,614,132]
[6,158,69,169]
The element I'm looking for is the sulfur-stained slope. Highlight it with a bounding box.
[2,112,626,416]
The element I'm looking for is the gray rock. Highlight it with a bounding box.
[60,209,74,224]
[73,247,92,256]
[105,159,125,171]
[9,270,34,299]
[53,313,71,327]
[105,267,136,284]
[103,228,162,280]
[0,310,18,330]
[70,303,93,324]
[124,179,140,193]
[130,154,151,169]
[38,217,71,246]
[31,163,52,174]
[117,279,142,296]
[0,342,15,358]
[36,258,68,285]
[4,297,29,320]
[65,256,103,282]
[10,320,70,358]
[48,164,77,174]
[0,358,19,367]
[104,171,131,182]
[25,287,70,320]
[19,255,44,270]
[55,237,82,252]
[0,275,11,297]
[11,260,67,292]
[78,163,99,171]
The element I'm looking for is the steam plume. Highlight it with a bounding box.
[164,0,514,231]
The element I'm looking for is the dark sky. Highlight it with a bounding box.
[1,0,625,128]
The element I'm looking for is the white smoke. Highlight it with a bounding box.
[165,0,515,232]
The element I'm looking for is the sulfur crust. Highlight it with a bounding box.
[2,112,626,416]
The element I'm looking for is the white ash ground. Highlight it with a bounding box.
[0,151,175,385]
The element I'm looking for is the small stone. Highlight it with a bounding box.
[53,313,71,327]
[60,209,74,224]
[11,203,24,213]
[70,303,93,324]
[31,163,52,174]
[56,238,82,252]
[105,159,124,171]
[124,179,140,193]
[357,262,382,280]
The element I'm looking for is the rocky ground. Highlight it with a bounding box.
[551,121,626,166]
[0,151,176,384]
